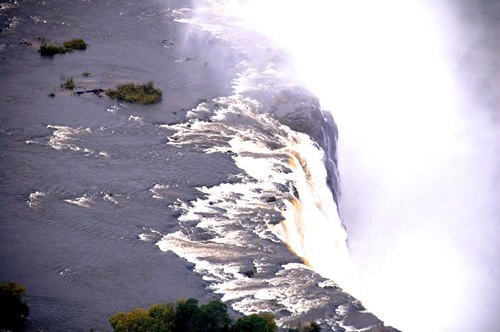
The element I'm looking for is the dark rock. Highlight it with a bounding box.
[242,269,255,278]
[265,196,277,203]
[343,311,383,330]
[73,88,105,96]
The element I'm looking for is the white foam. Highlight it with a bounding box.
[150,184,169,200]
[103,193,119,205]
[27,191,46,209]
[47,125,92,152]
[98,151,110,158]
[45,125,109,157]
[138,233,153,241]
[64,196,92,208]
[106,105,119,113]
[128,115,143,123]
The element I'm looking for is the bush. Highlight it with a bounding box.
[63,38,87,50]
[0,281,29,330]
[172,298,200,332]
[110,308,155,332]
[106,81,162,105]
[147,304,175,331]
[198,299,232,332]
[233,313,277,332]
[39,42,67,56]
[61,77,76,90]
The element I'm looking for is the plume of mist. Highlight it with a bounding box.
[224,0,500,331]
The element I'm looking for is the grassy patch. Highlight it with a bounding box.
[61,77,76,90]
[106,81,162,105]
[63,38,87,50]
[39,43,67,56]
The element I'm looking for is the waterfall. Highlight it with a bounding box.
[227,0,500,331]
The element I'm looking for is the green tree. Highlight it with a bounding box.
[172,298,201,332]
[0,282,29,330]
[148,303,175,331]
[109,308,155,332]
[198,300,232,332]
[232,313,277,332]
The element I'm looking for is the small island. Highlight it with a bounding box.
[61,77,76,90]
[39,42,66,56]
[39,38,88,56]
[106,81,162,104]
[63,38,87,50]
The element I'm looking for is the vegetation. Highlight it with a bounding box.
[232,313,277,332]
[61,77,76,90]
[110,298,279,332]
[39,38,88,56]
[0,281,29,330]
[106,81,162,104]
[63,38,87,50]
[39,42,67,56]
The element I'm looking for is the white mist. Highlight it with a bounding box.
[228,0,500,331]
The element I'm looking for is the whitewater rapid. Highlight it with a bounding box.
[135,2,399,330]
[150,92,361,328]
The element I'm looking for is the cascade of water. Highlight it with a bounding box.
[225,1,500,331]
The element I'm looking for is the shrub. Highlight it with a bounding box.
[106,81,162,105]
[109,308,155,332]
[61,77,76,90]
[172,298,200,332]
[63,38,87,50]
[233,313,277,332]
[198,300,232,332]
[147,304,175,331]
[39,42,67,56]
[0,281,29,330]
